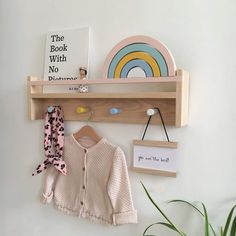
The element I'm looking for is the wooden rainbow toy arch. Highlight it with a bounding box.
[103,35,176,79]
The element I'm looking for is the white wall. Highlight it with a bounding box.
[1,0,236,235]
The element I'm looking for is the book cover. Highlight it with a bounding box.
[43,27,90,93]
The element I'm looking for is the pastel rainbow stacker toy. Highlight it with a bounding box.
[103,35,176,79]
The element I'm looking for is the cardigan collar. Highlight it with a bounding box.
[70,134,107,152]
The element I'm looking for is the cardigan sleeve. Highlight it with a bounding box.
[41,166,59,204]
[107,147,137,225]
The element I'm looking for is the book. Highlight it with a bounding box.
[43,27,90,93]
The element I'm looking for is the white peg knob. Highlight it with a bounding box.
[146,108,158,116]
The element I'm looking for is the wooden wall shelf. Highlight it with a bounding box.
[27,69,189,127]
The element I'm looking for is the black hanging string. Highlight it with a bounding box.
[141,107,170,142]
[141,115,152,141]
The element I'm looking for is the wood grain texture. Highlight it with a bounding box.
[175,69,189,127]
[131,167,176,177]
[30,92,176,99]
[29,77,182,85]
[133,140,178,148]
[27,71,189,126]
[30,97,176,124]
[27,76,43,120]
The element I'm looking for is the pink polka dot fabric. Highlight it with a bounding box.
[32,106,67,176]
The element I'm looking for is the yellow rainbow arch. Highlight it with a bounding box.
[114,51,161,78]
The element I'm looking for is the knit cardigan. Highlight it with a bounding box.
[42,134,137,225]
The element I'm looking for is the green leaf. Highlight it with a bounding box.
[141,182,174,225]
[169,200,204,216]
[223,204,236,236]
[220,227,224,236]
[143,222,160,235]
[157,222,177,230]
[143,234,157,236]
[230,215,236,236]
[143,222,186,236]
[202,202,210,236]
[143,222,173,236]
[157,222,187,236]
[141,182,186,236]
[169,200,216,236]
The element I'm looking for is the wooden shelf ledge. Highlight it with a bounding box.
[30,92,177,99]
[28,76,183,86]
[27,69,189,127]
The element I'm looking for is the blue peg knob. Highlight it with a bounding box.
[110,108,121,115]
[47,106,54,113]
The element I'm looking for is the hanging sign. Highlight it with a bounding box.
[132,140,178,177]
[132,108,178,177]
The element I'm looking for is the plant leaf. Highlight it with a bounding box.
[220,226,224,236]
[141,182,174,225]
[202,202,210,236]
[143,222,160,235]
[143,222,186,236]
[141,182,186,236]
[169,200,204,216]
[230,215,236,236]
[223,204,236,236]
[143,234,157,236]
[169,199,216,236]
[157,222,187,236]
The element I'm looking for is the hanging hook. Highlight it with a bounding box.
[146,108,158,116]
[47,106,55,113]
[142,107,170,142]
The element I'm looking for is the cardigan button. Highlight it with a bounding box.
[84,149,87,153]
[82,185,85,189]
[80,201,84,205]
[82,167,85,171]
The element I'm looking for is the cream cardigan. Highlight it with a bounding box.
[42,134,137,225]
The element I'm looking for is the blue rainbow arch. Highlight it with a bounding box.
[120,59,153,78]
[103,36,176,79]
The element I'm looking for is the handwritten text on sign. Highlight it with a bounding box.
[133,143,177,172]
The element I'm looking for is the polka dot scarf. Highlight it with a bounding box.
[32,106,67,176]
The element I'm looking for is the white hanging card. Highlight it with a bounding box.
[132,140,178,177]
